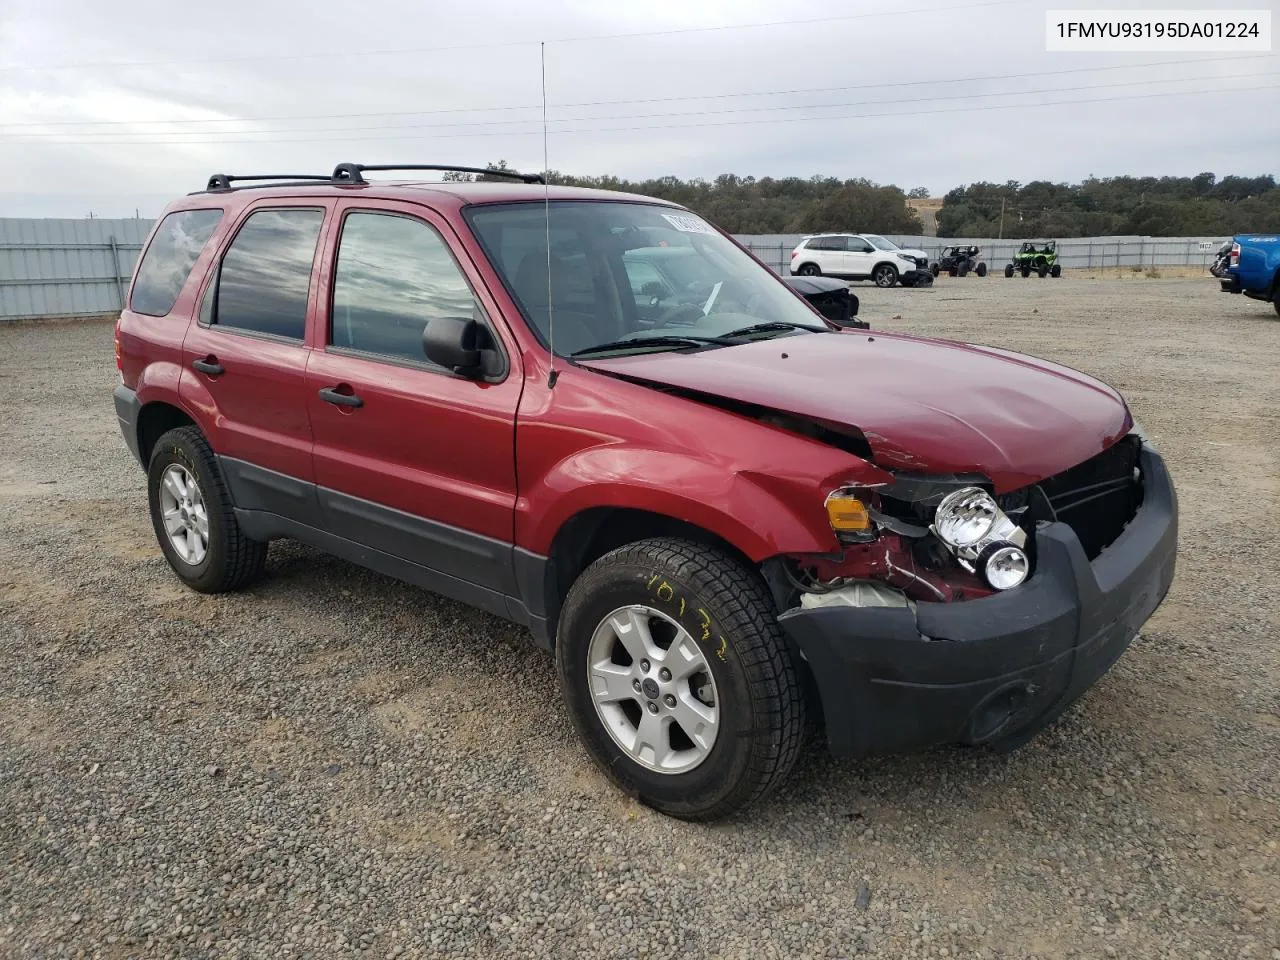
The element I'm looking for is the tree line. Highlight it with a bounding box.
[938,174,1280,237]
[457,163,1279,237]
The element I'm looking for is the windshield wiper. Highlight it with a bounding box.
[570,335,730,358]
[715,321,827,340]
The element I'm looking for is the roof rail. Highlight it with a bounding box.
[203,173,335,192]
[332,163,545,185]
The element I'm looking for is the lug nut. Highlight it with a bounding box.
[646,701,659,714]
[632,679,642,693]
[664,694,676,708]
[659,668,671,682]
[640,659,651,672]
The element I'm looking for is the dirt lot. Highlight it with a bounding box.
[1,278,1277,959]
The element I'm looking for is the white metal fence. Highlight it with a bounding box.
[738,234,1231,276]
[0,216,1229,321]
[0,218,150,320]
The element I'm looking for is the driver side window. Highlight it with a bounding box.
[330,211,482,365]
[848,238,874,254]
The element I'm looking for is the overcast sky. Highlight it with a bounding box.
[1,0,1276,218]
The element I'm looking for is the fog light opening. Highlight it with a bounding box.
[980,543,1030,590]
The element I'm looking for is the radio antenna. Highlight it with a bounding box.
[541,41,558,389]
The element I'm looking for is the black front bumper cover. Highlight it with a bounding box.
[778,447,1177,757]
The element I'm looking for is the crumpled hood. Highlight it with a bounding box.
[579,331,1133,492]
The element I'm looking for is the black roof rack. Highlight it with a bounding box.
[332,163,545,185]
[203,173,335,192]
[198,163,545,195]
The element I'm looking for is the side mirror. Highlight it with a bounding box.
[423,317,488,377]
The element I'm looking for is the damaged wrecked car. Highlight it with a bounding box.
[114,164,1178,820]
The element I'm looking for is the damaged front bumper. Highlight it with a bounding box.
[778,447,1178,757]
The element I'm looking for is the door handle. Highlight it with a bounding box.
[319,386,363,408]
[192,357,224,376]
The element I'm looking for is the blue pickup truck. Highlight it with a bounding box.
[1215,234,1280,316]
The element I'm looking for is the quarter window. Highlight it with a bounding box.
[212,208,324,340]
[130,209,223,317]
[330,212,481,363]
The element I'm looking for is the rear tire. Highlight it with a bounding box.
[147,426,267,593]
[930,263,940,277]
[1021,266,1031,278]
[796,263,821,277]
[1274,298,1280,317]
[976,262,988,277]
[556,538,807,821]
[1050,263,1062,278]
[1004,264,1014,278]
[948,266,958,277]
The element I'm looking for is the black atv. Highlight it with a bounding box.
[930,245,987,278]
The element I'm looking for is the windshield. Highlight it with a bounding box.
[866,235,899,251]
[466,201,827,357]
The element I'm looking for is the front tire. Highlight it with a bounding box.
[1038,265,1049,278]
[873,263,898,287]
[1021,266,1031,278]
[556,538,807,821]
[147,426,267,593]
[930,263,940,277]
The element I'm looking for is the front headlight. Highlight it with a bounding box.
[931,486,1031,590]
[934,488,998,548]
[896,253,916,263]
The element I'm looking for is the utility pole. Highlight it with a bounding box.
[998,197,1006,240]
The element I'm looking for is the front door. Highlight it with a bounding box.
[304,201,523,598]
[845,236,877,278]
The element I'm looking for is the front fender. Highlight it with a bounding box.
[517,446,875,561]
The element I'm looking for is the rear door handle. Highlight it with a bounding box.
[192,357,224,376]
[319,386,363,408]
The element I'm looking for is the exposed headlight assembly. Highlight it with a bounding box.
[931,486,1031,590]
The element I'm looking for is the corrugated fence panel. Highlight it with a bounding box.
[0,216,1233,319]
[736,234,1232,276]
[0,218,151,320]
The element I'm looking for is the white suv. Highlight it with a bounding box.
[789,234,932,288]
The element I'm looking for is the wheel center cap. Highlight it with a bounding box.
[641,678,660,700]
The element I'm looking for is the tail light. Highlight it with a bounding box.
[1230,242,1240,266]
[790,249,799,259]
[114,317,123,371]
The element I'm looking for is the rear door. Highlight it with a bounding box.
[181,202,331,516]
[812,236,851,275]
[305,200,522,601]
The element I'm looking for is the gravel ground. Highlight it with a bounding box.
[1,278,1277,960]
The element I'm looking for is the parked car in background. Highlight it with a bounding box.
[1217,234,1280,316]
[790,233,933,288]
[114,162,1176,821]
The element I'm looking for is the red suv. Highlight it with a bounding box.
[114,163,1178,820]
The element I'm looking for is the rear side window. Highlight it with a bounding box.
[213,208,324,340]
[330,212,480,363]
[130,209,223,317]
[809,236,847,251]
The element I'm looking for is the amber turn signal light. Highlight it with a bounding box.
[825,491,871,533]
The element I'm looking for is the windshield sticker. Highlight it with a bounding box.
[661,213,717,235]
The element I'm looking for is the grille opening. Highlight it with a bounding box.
[1028,435,1143,559]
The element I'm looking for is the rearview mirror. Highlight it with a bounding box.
[423,317,489,377]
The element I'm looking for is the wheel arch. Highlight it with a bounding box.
[533,507,755,640]
[136,399,198,466]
